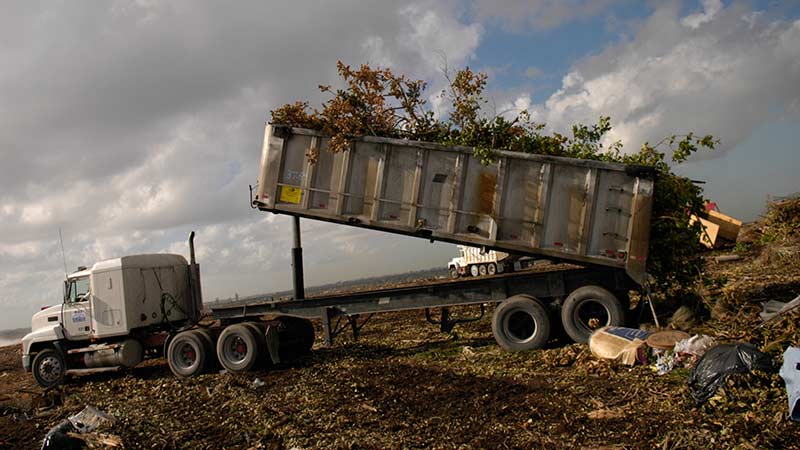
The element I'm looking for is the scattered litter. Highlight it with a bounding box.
[252,378,266,388]
[589,327,651,366]
[714,255,742,263]
[654,351,678,375]
[41,405,115,450]
[688,343,775,405]
[646,330,690,350]
[674,335,716,359]
[650,334,714,375]
[360,403,378,413]
[587,408,624,420]
[760,295,800,322]
[779,347,800,421]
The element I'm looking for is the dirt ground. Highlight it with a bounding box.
[2,216,799,449]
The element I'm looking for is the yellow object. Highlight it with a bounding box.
[280,186,302,204]
[690,215,720,249]
[707,209,742,242]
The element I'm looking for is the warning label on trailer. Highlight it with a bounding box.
[280,186,302,204]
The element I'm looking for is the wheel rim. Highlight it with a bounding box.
[488,264,496,275]
[38,355,63,384]
[222,334,248,363]
[504,309,536,343]
[173,341,198,370]
[572,299,611,333]
[479,265,487,276]
[470,266,479,277]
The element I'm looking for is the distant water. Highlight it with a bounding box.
[0,328,29,347]
[0,338,21,347]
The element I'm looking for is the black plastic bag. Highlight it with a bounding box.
[41,419,83,450]
[688,343,775,405]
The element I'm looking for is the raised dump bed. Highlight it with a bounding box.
[253,125,655,285]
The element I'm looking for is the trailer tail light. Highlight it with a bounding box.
[617,251,627,260]
[553,242,563,247]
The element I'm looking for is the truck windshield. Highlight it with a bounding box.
[68,277,90,302]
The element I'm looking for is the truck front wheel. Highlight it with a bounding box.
[449,266,459,279]
[492,295,551,351]
[32,348,66,388]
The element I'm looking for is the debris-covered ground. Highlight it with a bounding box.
[2,199,799,450]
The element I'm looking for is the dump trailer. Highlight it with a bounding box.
[177,124,657,381]
[253,125,654,285]
[24,125,657,386]
[198,125,657,368]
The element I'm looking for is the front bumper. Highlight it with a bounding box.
[22,354,31,372]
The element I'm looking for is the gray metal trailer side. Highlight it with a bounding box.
[163,125,656,379]
[210,264,638,349]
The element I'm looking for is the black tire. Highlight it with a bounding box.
[561,285,624,344]
[276,316,315,361]
[193,328,217,371]
[469,265,480,277]
[449,266,459,279]
[487,263,497,275]
[167,330,209,378]
[478,264,488,276]
[491,295,551,351]
[216,323,261,372]
[243,322,268,368]
[32,348,66,388]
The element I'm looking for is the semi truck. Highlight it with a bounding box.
[447,245,536,278]
[23,124,656,387]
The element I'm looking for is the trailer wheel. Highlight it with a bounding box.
[449,266,459,279]
[487,263,497,275]
[469,265,480,277]
[561,285,624,343]
[217,323,261,372]
[167,330,209,378]
[32,348,66,388]
[478,264,488,276]
[492,295,551,351]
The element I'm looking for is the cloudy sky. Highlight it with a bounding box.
[1,0,798,331]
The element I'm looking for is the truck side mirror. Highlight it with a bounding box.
[63,280,69,303]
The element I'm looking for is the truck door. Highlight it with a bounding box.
[62,276,92,340]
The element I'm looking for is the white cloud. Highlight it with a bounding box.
[682,0,724,29]
[520,3,800,156]
[0,1,470,329]
[399,3,482,73]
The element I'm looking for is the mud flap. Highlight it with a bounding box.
[265,324,280,364]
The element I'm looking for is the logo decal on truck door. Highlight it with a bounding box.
[72,310,87,323]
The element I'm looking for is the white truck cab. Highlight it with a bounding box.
[22,235,202,387]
